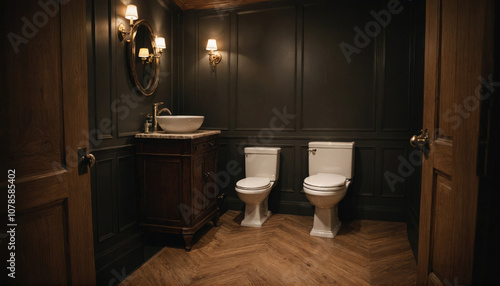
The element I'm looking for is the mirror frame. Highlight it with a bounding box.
[127,19,160,96]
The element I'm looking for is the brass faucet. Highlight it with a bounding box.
[152,102,172,132]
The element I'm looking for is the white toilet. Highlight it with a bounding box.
[303,142,355,238]
[235,147,281,227]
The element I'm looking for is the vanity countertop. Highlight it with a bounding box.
[135,130,221,139]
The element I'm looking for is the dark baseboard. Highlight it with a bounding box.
[407,205,420,261]
[95,232,144,286]
[226,196,244,211]
[354,205,407,222]
[227,196,315,216]
[227,196,406,222]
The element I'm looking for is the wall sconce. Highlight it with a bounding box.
[118,5,139,40]
[125,5,138,25]
[139,48,153,63]
[155,36,166,57]
[206,39,222,70]
[138,37,166,64]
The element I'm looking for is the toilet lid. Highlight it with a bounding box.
[236,177,271,190]
[304,173,346,188]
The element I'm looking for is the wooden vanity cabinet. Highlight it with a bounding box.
[136,133,219,251]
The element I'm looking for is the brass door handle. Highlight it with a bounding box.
[410,129,430,148]
[83,153,96,167]
[204,172,211,180]
[78,148,95,175]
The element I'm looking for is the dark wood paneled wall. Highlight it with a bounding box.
[86,0,182,284]
[183,0,425,223]
[472,3,500,282]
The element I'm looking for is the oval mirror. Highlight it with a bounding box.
[127,19,160,96]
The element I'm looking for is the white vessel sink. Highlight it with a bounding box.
[157,115,204,133]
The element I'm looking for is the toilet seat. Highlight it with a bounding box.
[236,177,271,190]
[303,185,346,196]
[303,173,347,192]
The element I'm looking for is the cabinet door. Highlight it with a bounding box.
[141,157,183,226]
[191,150,218,224]
[203,150,218,211]
[192,156,205,223]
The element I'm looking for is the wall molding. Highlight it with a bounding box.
[183,0,424,222]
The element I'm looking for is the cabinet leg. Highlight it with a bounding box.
[183,234,193,252]
[212,213,221,227]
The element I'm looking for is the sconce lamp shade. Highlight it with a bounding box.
[125,5,138,20]
[206,39,217,51]
[138,48,149,58]
[155,37,166,49]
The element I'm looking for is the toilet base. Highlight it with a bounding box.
[310,205,341,238]
[241,199,272,227]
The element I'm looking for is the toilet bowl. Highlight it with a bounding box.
[236,178,274,227]
[304,173,351,238]
[303,142,355,238]
[235,147,281,227]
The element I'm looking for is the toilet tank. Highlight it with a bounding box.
[244,147,281,181]
[308,142,355,178]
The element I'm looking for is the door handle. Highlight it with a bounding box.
[78,148,96,175]
[204,172,211,180]
[410,129,430,149]
[83,153,96,167]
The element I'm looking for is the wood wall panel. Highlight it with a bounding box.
[276,145,295,193]
[95,158,114,242]
[235,7,297,130]
[87,0,182,283]
[220,139,411,220]
[382,3,412,131]
[88,2,178,144]
[302,2,376,131]
[118,155,138,231]
[353,147,376,197]
[197,15,231,129]
[381,147,408,198]
[95,233,144,285]
[298,145,309,194]
[183,0,424,222]
[229,142,246,184]
[215,142,232,197]
[94,0,113,139]
[116,3,174,137]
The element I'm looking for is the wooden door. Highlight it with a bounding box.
[0,0,95,284]
[417,0,494,284]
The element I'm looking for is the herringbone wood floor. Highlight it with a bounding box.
[122,210,417,285]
